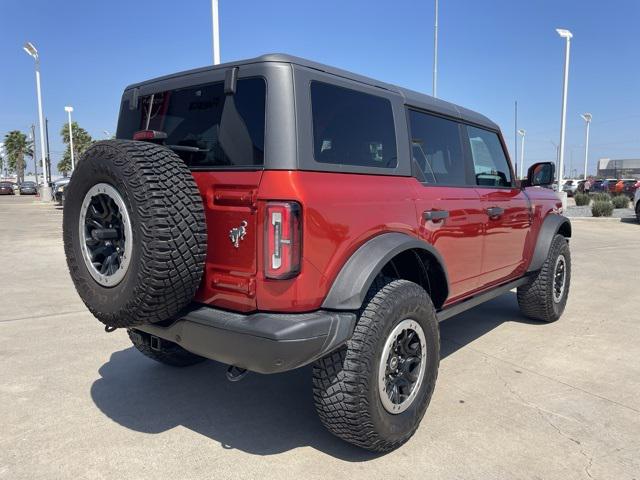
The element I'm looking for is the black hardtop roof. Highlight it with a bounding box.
[125,53,499,131]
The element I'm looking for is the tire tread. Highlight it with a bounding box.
[312,278,439,452]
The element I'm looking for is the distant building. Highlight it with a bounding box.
[597,158,640,179]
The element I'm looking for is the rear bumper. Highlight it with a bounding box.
[134,305,357,374]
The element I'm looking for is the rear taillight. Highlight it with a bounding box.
[264,201,301,279]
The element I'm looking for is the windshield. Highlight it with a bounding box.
[117,78,266,169]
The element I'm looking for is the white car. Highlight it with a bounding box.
[562,180,578,197]
[634,188,640,223]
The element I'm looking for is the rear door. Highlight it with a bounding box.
[408,109,484,301]
[463,125,532,286]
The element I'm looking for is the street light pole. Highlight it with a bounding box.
[45,118,51,184]
[556,28,572,188]
[23,42,51,201]
[517,129,526,178]
[211,0,221,65]
[432,0,438,97]
[581,113,592,180]
[30,124,38,184]
[65,106,75,172]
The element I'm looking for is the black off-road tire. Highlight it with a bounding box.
[128,329,206,367]
[517,234,571,322]
[63,140,207,329]
[635,201,640,223]
[312,278,440,452]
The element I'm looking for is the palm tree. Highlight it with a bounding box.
[58,121,93,175]
[3,131,32,184]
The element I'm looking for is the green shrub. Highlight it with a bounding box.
[574,192,590,206]
[611,195,630,209]
[591,192,611,202]
[591,200,614,217]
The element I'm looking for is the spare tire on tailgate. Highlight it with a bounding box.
[62,140,207,329]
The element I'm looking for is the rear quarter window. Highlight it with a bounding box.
[310,81,397,169]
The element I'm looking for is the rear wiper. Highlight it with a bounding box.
[166,144,209,153]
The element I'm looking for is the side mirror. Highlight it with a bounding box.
[524,162,555,187]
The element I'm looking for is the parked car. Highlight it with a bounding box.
[562,179,578,196]
[19,181,38,195]
[53,177,71,205]
[0,181,15,195]
[591,179,604,192]
[602,179,619,194]
[62,54,572,452]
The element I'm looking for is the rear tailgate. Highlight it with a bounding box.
[192,171,263,311]
[116,72,269,312]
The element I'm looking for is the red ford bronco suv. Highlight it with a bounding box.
[63,54,571,452]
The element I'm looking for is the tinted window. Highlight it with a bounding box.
[408,110,469,185]
[117,78,265,168]
[311,82,397,168]
[466,126,512,187]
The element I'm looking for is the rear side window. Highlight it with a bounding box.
[408,110,469,186]
[465,126,512,187]
[117,78,266,168]
[310,82,397,168]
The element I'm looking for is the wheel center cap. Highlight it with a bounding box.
[389,356,399,370]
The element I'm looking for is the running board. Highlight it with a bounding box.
[436,277,531,322]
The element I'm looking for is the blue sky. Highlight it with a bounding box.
[1,0,638,177]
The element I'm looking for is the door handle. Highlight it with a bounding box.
[423,210,449,222]
[486,206,504,219]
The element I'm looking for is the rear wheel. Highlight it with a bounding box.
[635,201,640,223]
[312,278,439,452]
[63,140,207,329]
[517,234,571,322]
[128,329,205,367]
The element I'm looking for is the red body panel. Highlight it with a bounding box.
[412,185,484,299]
[192,170,562,313]
[192,171,263,312]
[475,187,531,286]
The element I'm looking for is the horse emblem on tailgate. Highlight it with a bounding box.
[229,221,248,248]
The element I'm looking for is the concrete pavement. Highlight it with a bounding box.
[1,195,639,480]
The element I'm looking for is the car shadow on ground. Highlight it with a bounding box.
[90,292,540,460]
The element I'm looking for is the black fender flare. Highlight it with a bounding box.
[527,214,572,272]
[321,232,450,310]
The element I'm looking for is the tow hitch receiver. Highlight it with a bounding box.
[226,365,248,382]
[150,335,162,351]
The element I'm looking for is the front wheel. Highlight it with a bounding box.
[517,234,571,322]
[312,278,440,452]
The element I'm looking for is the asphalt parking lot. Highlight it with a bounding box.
[1,195,639,480]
